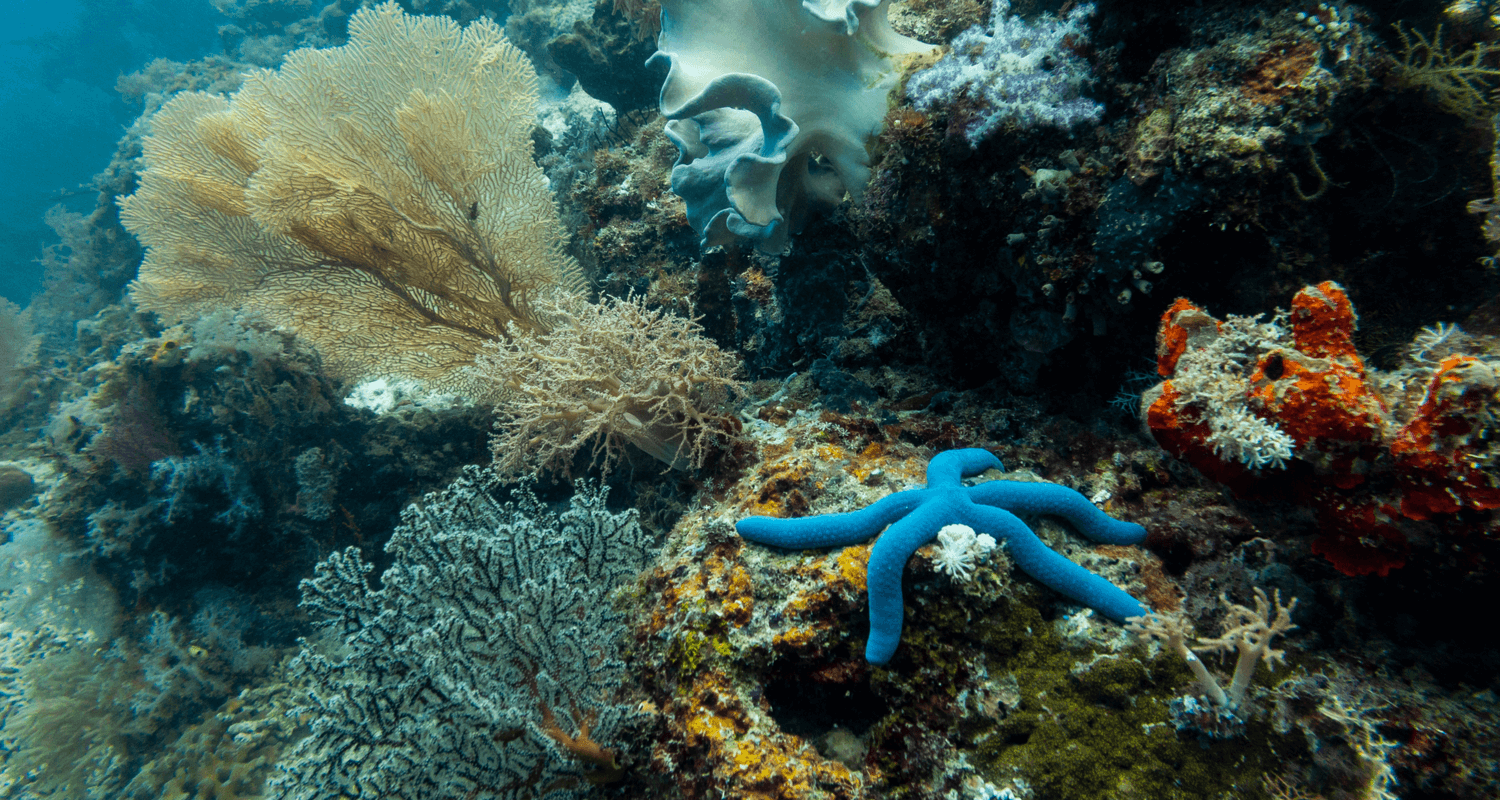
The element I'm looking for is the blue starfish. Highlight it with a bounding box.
[737,448,1147,664]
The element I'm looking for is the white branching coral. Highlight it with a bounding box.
[1149,310,1298,470]
[1409,321,1465,365]
[906,0,1104,147]
[1206,407,1296,470]
[931,524,997,582]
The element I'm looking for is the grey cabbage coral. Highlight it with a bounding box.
[650,0,934,251]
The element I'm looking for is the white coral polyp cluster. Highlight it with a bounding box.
[932,523,997,582]
[1154,311,1299,470]
[1206,407,1296,470]
[906,0,1103,147]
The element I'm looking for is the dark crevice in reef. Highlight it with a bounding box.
[763,669,888,740]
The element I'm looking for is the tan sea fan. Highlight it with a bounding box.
[120,2,582,393]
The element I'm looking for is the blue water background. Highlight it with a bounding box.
[0,0,220,305]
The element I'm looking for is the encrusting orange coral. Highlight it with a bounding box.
[1142,281,1500,576]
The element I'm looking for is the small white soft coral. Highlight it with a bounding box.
[1410,321,1463,364]
[932,524,997,582]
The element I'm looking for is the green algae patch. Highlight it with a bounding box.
[965,599,1307,800]
[1073,655,1153,708]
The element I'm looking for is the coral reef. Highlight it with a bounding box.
[848,0,1485,396]
[121,3,741,474]
[629,405,1365,800]
[6,0,1500,798]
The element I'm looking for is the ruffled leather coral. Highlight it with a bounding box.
[648,0,932,251]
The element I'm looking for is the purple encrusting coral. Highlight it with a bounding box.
[905,0,1103,147]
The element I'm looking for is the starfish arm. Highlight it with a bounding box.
[865,501,952,665]
[925,448,1004,486]
[967,505,1146,623]
[968,481,1146,545]
[736,489,927,549]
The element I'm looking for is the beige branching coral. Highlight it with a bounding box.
[475,296,741,477]
[1129,587,1298,711]
[120,2,582,393]
[1392,23,1500,123]
[1127,605,1231,706]
[1194,588,1299,707]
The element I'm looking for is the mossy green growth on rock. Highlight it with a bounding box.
[965,597,1308,800]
